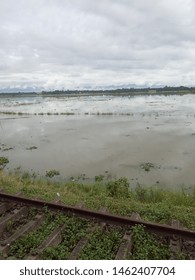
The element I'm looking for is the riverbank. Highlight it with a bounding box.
[0,169,194,230]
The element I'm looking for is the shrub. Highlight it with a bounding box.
[140,162,155,172]
[46,170,60,178]
[106,177,130,198]
[0,157,9,169]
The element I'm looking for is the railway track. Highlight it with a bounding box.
[0,191,195,260]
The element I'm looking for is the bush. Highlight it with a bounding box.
[106,177,130,198]
[0,157,9,169]
[46,170,60,178]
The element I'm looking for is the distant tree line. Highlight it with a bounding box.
[1,86,195,96]
[40,86,195,96]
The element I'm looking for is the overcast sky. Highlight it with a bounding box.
[0,0,195,91]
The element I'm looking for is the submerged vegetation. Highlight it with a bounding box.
[0,111,135,116]
[140,162,161,172]
[0,157,9,169]
[46,169,60,178]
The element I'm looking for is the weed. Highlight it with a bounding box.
[95,174,104,182]
[6,220,14,232]
[77,173,86,180]
[8,211,66,259]
[0,157,9,169]
[106,177,130,198]
[79,227,123,260]
[131,224,170,259]
[40,217,89,260]
[46,170,60,178]
[140,162,155,172]
[26,146,38,150]
[2,147,13,151]
[0,171,195,230]
[134,184,147,202]
[22,171,31,180]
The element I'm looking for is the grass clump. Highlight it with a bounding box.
[0,157,9,169]
[140,162,159,172]
[26,146,38,150]
[130,224,170,259]
[79,227,123,260]
[40,217,89,260]
[106,177,130,198]
[46,170,60,178]
[95,174,104,182]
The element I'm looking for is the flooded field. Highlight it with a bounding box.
[1,94,195,189]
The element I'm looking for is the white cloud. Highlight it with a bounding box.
[0,0,195,90]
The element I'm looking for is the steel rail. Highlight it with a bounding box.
[0,192,195,241]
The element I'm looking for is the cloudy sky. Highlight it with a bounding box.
[0,0,195,91]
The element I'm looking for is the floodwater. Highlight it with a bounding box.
[0,94,195,189]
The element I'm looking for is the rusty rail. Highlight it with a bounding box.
[0,191,195,241]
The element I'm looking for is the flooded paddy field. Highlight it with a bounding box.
[1,94,195,189]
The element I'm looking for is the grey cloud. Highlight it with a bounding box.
[0,0,195,90]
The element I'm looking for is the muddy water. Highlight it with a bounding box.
[1,110,195,189]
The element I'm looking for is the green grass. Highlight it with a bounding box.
[0,157,9,169]
[130,224,170,259]
[8,211,66,259]
[0,169,194,260]
[79,227,124,260]
[0,170,195,230]
[40,217,89,260]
